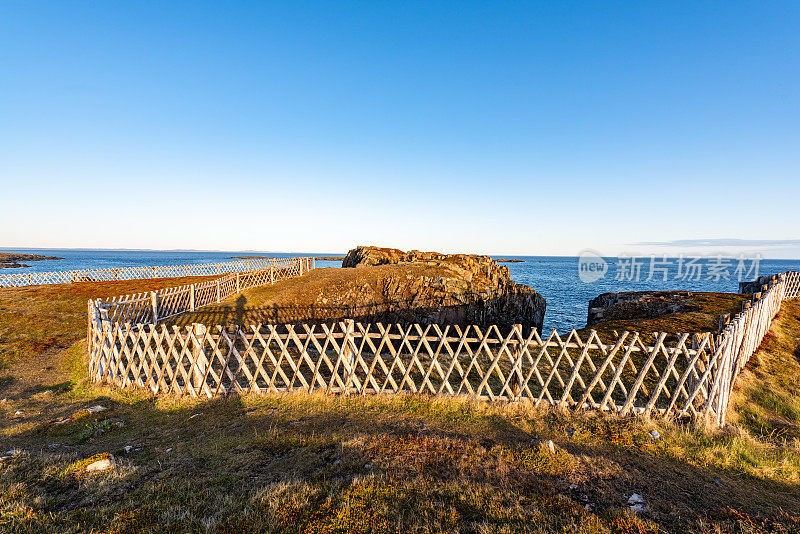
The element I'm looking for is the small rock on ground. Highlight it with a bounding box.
[627,493,645,505]
[85,457,115,472]
[627,493,648,512]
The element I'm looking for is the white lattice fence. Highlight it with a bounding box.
[97,257,312,325]
[784,271,800,299]
[709,273,787,425]
[85,269,796,427]
[88,317,727,419]
[0,257,312,288]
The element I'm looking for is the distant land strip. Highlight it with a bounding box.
[495,258,524,263]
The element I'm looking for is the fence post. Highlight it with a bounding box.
[216,279,221,303]
[192,323,207,395]
[343,319,356,394]
[270,265,274,284]
[190,284,196,312]
[151,292,159,324]
[97,304,114,383]
[717,313,729,333]
[236,272,240,293]
[511,324,523,399]
[299,259,304,276]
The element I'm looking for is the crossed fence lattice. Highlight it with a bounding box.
[87,271,794,425]
[96,258,311,324]
[0,257,312,288]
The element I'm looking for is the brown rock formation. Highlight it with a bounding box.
[587,291,694,326]
[332,246,545,332]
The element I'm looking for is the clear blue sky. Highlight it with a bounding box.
[1,2,799,257]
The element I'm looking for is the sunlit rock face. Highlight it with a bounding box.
[336,246,546,333]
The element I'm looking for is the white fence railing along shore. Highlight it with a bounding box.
[85,268,800,427]
[0,257,315,288]
[91,257,314,325]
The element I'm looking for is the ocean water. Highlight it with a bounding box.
[0,248,345,273]
[2,248,798,333]
[500,256,800,333]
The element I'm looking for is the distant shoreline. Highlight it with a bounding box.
[496,258,524,263]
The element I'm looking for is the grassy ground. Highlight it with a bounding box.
[0,276,217,373]
[1,280,800,532]
[728,299,800,443]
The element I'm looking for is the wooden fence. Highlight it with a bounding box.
[0,256,314,288]
[85,271,794,426]
[93,257,313,325]
[783,270,800,299]
[710,272,789,425]
[88,319,719,417]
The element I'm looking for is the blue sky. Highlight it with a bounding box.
[1,2,799,257]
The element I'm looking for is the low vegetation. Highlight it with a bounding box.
[1,279,800,532]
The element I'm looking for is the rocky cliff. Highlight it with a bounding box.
[739,274,782,295]
[336,246,546,333]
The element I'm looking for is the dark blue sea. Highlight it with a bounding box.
[2,248,798,333]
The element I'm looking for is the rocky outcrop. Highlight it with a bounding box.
[0,252,62,269]
[739,274,781,295]
[333,246,545,333]
[343,246,510,282]
[342,246,405,267]
[587,291,694,326]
